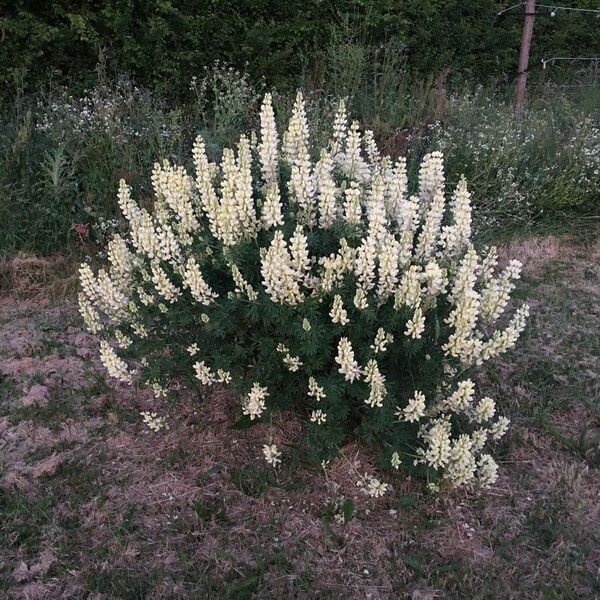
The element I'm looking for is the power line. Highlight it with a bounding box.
[497,2,600,15]
[538,3,600,14]
[542,56,600,68]
[498,2,525,15]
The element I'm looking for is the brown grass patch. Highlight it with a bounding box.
[0,253,78,299]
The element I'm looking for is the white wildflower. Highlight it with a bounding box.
[405,305,425,339]
[358,474,389,498]
[183,257,218,305]
[364,359,386,408]
[243,383,269,420]
[263,443,281,467]
[489,416,510,440]
[335,337,362,382]
[99,341,132,383]
[330,294,349,325]
[310,409,327,425]
[258,93,279,185]
[471,396,496,423]
[371,328,394,353]
[141,411,169,432]
[396,390,426,422]
[308,377,326,401]
[476,454,499,487]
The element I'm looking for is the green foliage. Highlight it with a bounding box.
[2,0,600,98]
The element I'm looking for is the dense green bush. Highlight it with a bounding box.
[3,0,600,97]
[80,93,530,492]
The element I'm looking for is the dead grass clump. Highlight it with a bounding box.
[0,253,78,298]
[497,235,561,273]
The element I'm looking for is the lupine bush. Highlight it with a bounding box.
[79,92,530,493]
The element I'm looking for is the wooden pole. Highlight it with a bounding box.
[514,0,536,115]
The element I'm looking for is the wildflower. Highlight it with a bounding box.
[194,360,214,386]
[489,416,510,440]
[395,266,422,309]
[422,260,448,298]
[391,452,401,470]
[377,233,400,300]
[444,379,475,413]
[230,263,258,301]
[261,231,304,305]
[263,443,281,467]
[405,305,425,339]
[480,260,522,323]
[216,369,232,384]
[310,409,327,425]
[471,396,496,423]
[415,190,445,260]
[417,418,452,469]
[418,151,445,205]
[315,150,338,228]
[470,428,488,451]
[261,184,284,229]
[364,359,386,408]
[183,257,218,305]
[354,234,378,292]
[330,294,349,325]
[335,337,362,382]
[243,383,269,420]
[258,93,279,185]
[343,181,363,225]
[397,390,426,422]
[440,175,471,255]
[141,411,169,432]
[353,287,369,310]
[78,293,102,334]
[302,318,312,331]
[358,474,389,498]
[283,354,303,371]
[115,329,133,349]
[151,382,168,398]
[99,341,132,383]
[330,99,347,156]
[151,262,181,303]
[276,343,303,371]
[445,434,477,486]
[371,328,394,353]
[308,377,326,401]
[476,454,499,487]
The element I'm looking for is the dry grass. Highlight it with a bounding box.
[0,253,79,299]
[1,234,599,599]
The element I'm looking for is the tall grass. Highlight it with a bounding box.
[0,52,598,256]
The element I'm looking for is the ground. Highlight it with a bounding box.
[1,234,599,600]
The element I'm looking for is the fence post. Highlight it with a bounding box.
[514,0,536,115]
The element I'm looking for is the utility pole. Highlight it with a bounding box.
[514,0,536,115]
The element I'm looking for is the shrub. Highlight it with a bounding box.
[79,92,529,493]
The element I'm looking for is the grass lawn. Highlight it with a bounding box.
[1,233,599,599]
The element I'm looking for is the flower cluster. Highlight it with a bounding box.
[81,92,529,493]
